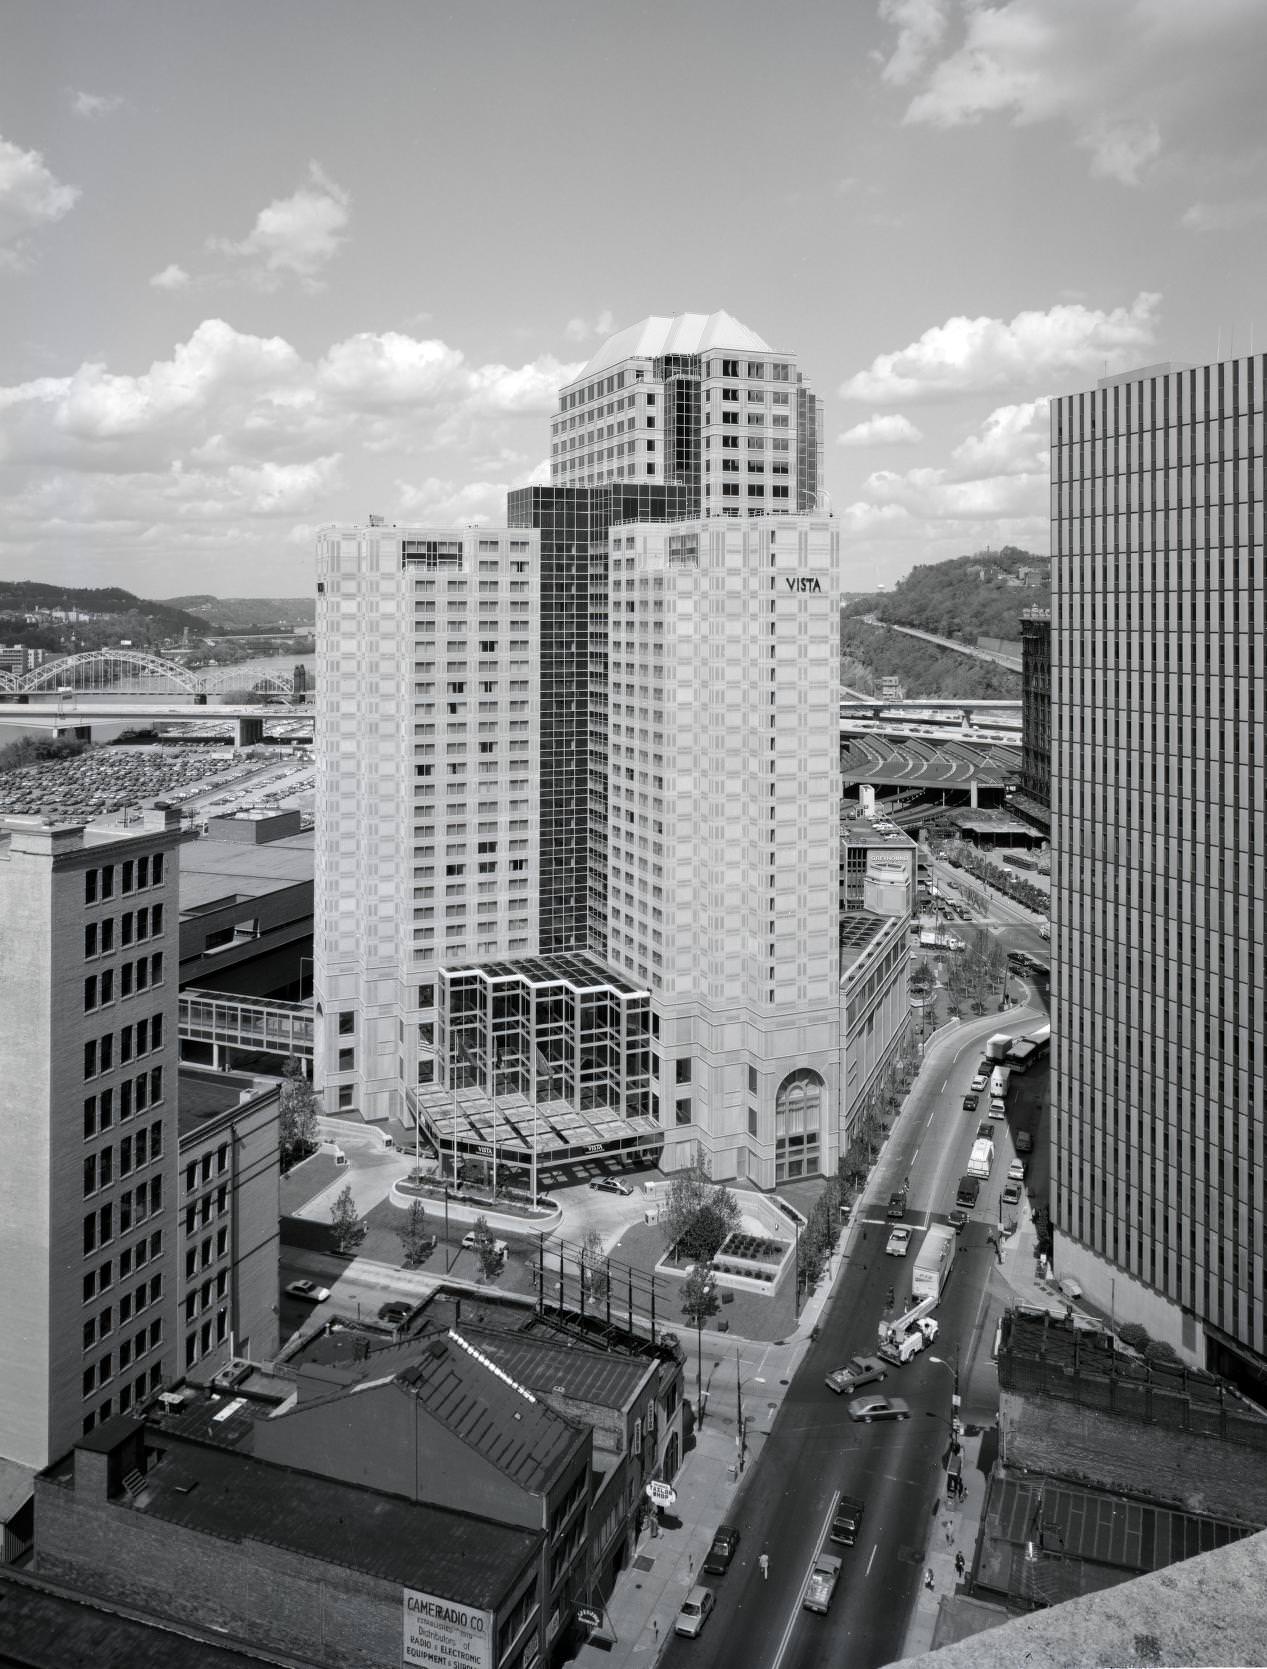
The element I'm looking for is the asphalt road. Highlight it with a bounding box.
[659,1011,1034,1669]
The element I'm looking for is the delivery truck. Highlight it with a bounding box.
[985,1032,1012,1063]
[967,1138,994,1179]
[911,1223,956,1303]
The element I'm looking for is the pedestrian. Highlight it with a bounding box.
[924,1567,935,1591]
[759,1551,769,1581]
[687,1553,693,1577]
[955,1552,966,1579]
[652,1618,658,1643]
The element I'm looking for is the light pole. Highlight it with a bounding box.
[927,1351,963,1459]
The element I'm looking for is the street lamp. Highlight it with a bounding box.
[926,1352,963,1463]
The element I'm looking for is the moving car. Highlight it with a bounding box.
[588,1176,632,1195]
[847,1396,911,1424]
[286,1280,331,1303]
[378,1301,413,1325]
[1008,1158,1026,1182]
[674,1586,715,1638]
[828,1493,866,1547]
[961,1092,979,1112]
[885,1225,913,1257]
[825,1355,887,1395]
[1002,1182,1022,1206]
[803,1552,843,1614]
[970,1073,989,1093]
[947,1208,968,1233]
[702,1525,740,1575]
[461,1232,509,1260]
[886,1187,908,1220]
[977,1121,994,1141]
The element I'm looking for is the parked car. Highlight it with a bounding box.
[847,1396,911,1424]
[702,1524,740,1575]
[588,1176,632,1195]
[961,1092,979,1112]
[674,1586,715,1638]
[1015,1130,1034,1154]
[970,1074,989,1093]
[286,1280,331,1303]
[461,1232,509,1260]
[1008,1159,1026,1182]
[977,1121,994,1141]
[825,1355,887,1396]
[1002,1182,1022,1207]
[378,1301,413,1325]
[885,1225,913,1258]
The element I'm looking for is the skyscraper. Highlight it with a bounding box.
[313,526,541,1118]
[0,809,181,1467]
[1050,357,1265,1387]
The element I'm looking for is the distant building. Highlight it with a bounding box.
[0,808,183,1471]
[178,816,312,1002]
[1051,358,1266,1387]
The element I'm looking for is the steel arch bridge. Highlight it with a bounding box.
[0,650,294,697]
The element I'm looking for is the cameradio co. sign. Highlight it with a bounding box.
[403,1588,493,1669]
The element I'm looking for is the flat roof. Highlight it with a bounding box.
[121,1437,539,1608]
[839,909,899,972]
[442,951,648,998]
[178,829,313,914]
[177,1067,274,1138]
[459,1325,655,1409]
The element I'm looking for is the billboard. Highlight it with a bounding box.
[403,1589,494,1669]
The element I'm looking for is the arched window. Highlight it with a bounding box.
[774,1068,824,1182]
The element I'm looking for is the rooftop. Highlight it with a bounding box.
[574,312,774,379]
[118,1434,539,1609]
[839,909,900,973]
[177,1065,276,1139]
[458,1325,656,1409]
[178,827,313,914]
[442,950,648,999]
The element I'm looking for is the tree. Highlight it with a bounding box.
[681,1263,721,1405]
[330,1182,366,1255]
[279,1058,319,1170]
[581,1227,610,1301]
[665,1158,741,1265]
[397,1199,430,1267]
[470,1215,503,1281]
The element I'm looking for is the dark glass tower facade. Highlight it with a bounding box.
[507,482,692,957]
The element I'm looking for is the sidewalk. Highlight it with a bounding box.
[900,1423,991,1655]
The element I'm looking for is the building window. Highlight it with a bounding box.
[774,1069,824,1183]
[338,1011,355,1036]
[338,1048,355,1072]
[675,1097,692,1126]
[675,1058,691,1086]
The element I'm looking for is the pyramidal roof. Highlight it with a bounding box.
[577,311,773,379]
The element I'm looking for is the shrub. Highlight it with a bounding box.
[1144,1339,1181,1364]
[1118,1322,1151,1351]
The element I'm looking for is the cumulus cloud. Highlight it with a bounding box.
[564,309,615,343]
[840,292,1160,402]
[879,0,1264,186]
[149,262,191,291]
[0,135,79,269]
[877,0,949,86]
[949,399,1048,476]
[208,162,350,290]
[71,90,124,119]
[838,414,924,448]
[0,317,583,590]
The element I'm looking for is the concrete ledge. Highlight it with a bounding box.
[385,1178,562,1236]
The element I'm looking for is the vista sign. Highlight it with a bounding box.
[784,576,823,594]
[403,1588,494,1669]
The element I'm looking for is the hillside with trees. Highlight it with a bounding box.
[164,595,315,632]
[851,547,1048,641]
[840,547,1047,699]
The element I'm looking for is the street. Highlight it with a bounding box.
[658,1008,1038,1669]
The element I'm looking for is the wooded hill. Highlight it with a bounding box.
[849,547,1048,642]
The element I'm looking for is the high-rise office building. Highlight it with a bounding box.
[0,809,182,1468]
[315,315,868,1188]
[1050,357,1265,1386]
[314,526,541,1118]
[603,515,842,1185]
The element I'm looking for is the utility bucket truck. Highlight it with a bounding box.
[877,1293,939,1365]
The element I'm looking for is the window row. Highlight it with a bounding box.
[83,1320,162,1395]
[84,908,165,960]
[83,1014,164,1080]
[82,1362,164,1433]
[83,1120,165,1195]
[81,1067,164,1137]
[185,1225,230,1277]
[82,1177,164,1253]
[84,852,165,905]
[184,1144,231,1194]
[83,1273,163,1348]
[83,952,165,1010]
[83,1229,163,1303]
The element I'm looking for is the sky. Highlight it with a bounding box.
[1,0,1265,599]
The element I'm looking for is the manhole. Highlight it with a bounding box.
[633,1555,655,1572]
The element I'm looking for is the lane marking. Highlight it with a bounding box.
[926,1110,935,1128]
[866,1545,877,1576]
[768,1487,841,1669]
[940,1079,948,1091]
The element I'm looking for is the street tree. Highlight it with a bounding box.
[665,1157,740,1264]
[279,1058,319,1170]
[680,1262,721,1405]
[330,1182,367,1255]
[397,1199,430,1267]
[470,1215,503,1281]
